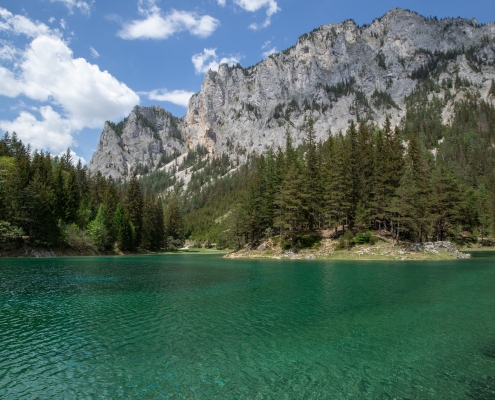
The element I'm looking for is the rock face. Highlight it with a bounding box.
[89,8,495,179]
[88,106,186,181]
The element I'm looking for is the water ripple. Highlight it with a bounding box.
[1,255,495,398]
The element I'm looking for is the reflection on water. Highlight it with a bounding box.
[0,255,495,398]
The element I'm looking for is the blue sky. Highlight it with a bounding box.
[0,0,493,164]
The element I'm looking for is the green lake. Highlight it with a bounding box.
[1,253,495,398]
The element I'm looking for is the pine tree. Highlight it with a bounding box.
[429,162,460,241]
[87,204,108,249]
[124,174,144,247]
[114,203,134,250]
[303,117,321,230]
[388,168,420,244]
[164,195,184,250]
[273,162,305,247]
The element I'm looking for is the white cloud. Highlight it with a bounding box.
[219,0,279,29]
[192,48,240,74]
[144,89,194,107]
[262,46,277,57]
[0,41,18,61]
[0,7,53,38]
[19,35,139,127]
[261,40,277,56]
[118,3,220,40]
[0,106,76,153]
[60,18,67,30]
[50,0,92,16]
[59,149,86,166]
[0,8,139,155]
[89,46,99,58]
[48,17,56,24]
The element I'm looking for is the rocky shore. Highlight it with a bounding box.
[226,238,473,261]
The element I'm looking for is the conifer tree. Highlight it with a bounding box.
[114,203,134,250]
[87,204,108,249]
[164,195,184,250]
[124,174,144,247]
[303,117,321,230]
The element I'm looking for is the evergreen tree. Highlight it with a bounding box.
[124,174,144,247]
[303,117,321,230]
[164,195,184,250]
[87,204,108,249]
[114,203,135,250]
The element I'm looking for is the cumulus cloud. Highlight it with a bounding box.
[0,41,18,61]
[118,1,219,40]
[0,7,139,155]
[89,46,99,58]
[0,8,53,38]
[59,149,86,166]
[143,89,194,107]
[0,106,76,153]
[192,48,240,74]
[218,0,279,29]
[50,0,92,16]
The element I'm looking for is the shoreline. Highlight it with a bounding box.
[224,238,480,261]
[0,246,228,259]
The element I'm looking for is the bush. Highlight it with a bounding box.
[63,224,97,253]
[166,236,183,250]
[354,231,378,245]
[295,234,321,249]
[0,221,24,250]
[335,230,355,250]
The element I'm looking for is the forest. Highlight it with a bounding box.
[182,87,495,250]
[0,134,184,253]
[1,77,494,254]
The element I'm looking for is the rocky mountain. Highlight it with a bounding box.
[88,106,186,180]
[89,8,495,180]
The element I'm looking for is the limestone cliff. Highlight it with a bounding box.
[88,106,186,180]
[89,8,495,179]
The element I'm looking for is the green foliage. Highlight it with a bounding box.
[106,119,126,136]
[354,231,377,245]
[376,52,387,69]
[164,195,184,250]
[489,80,495,97]
[0,221,23,249]
[63,224,97,253]
[124,174,144,247]
[295,234,321,249]
[0,133,165,253]
[114,203,135,251]
[336,230,355,250]
[87,204,109,250]
[321,77,356,101]
[371,90,400,109]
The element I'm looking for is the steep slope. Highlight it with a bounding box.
[89,106,186,180]
[89,8,495,179]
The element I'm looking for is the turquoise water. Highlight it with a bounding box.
[1,253,495,398]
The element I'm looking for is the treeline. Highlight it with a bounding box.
[0,133,184,252]
[229,111,494,248]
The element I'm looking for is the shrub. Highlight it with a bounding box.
[63,224,97,253]
[354,231,378,245]
[335,230,355,250]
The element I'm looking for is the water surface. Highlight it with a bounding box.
[1,254,495,398]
